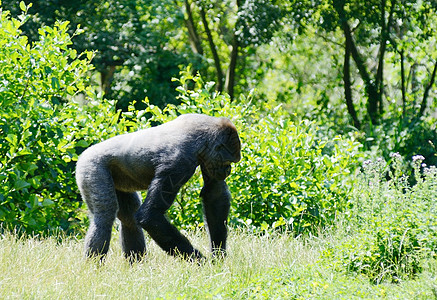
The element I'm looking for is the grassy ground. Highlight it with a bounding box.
[1,228,437,299]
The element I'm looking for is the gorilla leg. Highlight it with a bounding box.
[84,211,116,259]
[77,164,118,260]
[137,208,202,259]
[116,191,146,262]
[135,176,203,260]
[201,177,231,257]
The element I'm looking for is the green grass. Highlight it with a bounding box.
[1,228,437,299]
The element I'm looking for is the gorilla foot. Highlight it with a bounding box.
[85,251,108,266]
[124,250,146,264]
[168,247,205,263]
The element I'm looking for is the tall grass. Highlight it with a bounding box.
[1,228,437,299]
[0,229,309,299]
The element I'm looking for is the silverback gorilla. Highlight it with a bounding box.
[76,114,241,262]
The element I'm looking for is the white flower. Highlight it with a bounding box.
[363,160,372,167]
[390,152,401,159]
[412,155,425,162]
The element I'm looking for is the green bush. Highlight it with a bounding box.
[145,70,362,234]
[0,4,141,235]
[325,155,437,283]
[0,5,362,236]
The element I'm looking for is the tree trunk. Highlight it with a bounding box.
[101,65,117,96]
[224,0,244,101]
[199,4,224,92]
[343,40,361,129]
[375,0,397,115]
[333,0,380,124]
[225,34,239,101]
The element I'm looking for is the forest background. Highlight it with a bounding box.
[0,0,437,294]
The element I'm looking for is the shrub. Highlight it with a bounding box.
[363,116,437,183]
[0,4,140,235]
[147,70,362,234]
[0,3,361,236]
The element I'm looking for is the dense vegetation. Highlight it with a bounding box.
[1,0,436,291]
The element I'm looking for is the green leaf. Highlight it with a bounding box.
[44,66,53,74]
[75,140,89,148]
[0,207,6,219]
[66,86,76,94]
[19,1,26,12]
[14,179,31,191]
[42,199,55,207]
[51,77,61,90]
[5,134,17,145]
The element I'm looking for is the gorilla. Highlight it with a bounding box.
[76,114,241,262]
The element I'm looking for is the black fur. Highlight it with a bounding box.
[76,114,241,261]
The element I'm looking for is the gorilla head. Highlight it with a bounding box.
[199,118,241,181]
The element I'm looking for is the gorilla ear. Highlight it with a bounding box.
[220,126,241,163]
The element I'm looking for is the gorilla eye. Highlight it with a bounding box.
[215,144,223,151]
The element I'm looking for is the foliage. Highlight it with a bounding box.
[325,155,437,283]
[278,0,437,171]
[91,0,189,109]
[141,69,362,234]
[363,115,437,175]
[227,116,360,234]
[0,3,360,236]
[256,31,346,124]
[235,0,283,47]
[3,1,437,169]
[0,5,142,235]
[286,0,437,125]
[2,0,190,110]
[3,0,286,107]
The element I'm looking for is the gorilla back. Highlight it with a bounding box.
[76,114,241,261]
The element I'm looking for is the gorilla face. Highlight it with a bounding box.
[201,126,241,181]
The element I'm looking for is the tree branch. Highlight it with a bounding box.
[419,59,437,117]
[333,0,379,124]
[183,0,204,55]
[400,49,406,118]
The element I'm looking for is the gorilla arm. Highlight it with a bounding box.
[200,165,231,256]
[134,171,203,259]
[199,119,241,256]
